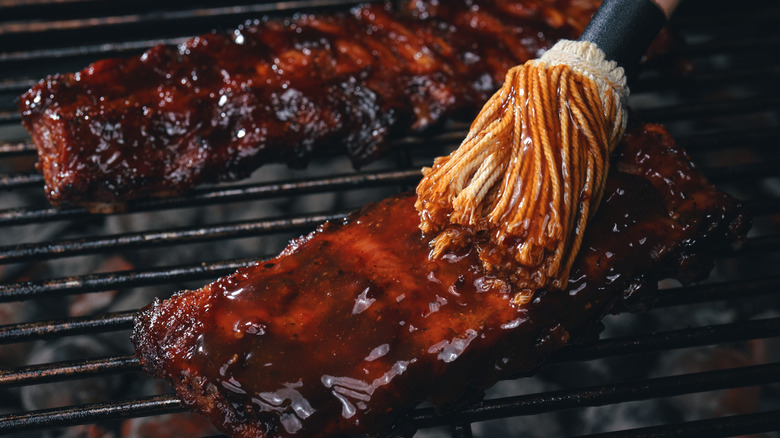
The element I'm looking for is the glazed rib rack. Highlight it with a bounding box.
[1,0,780,437]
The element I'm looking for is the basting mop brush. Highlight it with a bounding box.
[415,0,680,303]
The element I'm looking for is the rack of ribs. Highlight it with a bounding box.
[18,0,601,213]
[132,124,750,438]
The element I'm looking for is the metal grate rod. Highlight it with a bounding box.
[0,94,761,133]
[0,311,135,344]
[0,0,95,7]
[3,317,779,388]
[724,234,780,256]
[1,166,776,226]
[0,140,32,156]
[3,125,777,159]
[0,0,372,36]
[574,410,780,438]
[682,35,780,57]
[410,362,780,429]
[0,169,422,226]
[1,257,778,305]
[672,126,780,151]
[0,257,259,303]
[0,172,42,190]
[701,159,780,184]
[743,197,780,216]
[651,275,780,308]
[636,94,780,122]
[2,246,775,344]
[0,126,466,157]
[5,362,778,435]
[1,27,774,67]
[0,37,184,64]
[0,211,348,264]
[0,354,140,387]
[550,317,780,364]
[0,394,185,435]
[632,65,780,93]
[0,227,775,276]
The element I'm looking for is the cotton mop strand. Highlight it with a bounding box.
[415,0,678,304]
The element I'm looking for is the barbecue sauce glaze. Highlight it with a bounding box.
[19,0,598,212]
[133,124,749,437]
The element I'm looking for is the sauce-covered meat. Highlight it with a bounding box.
[18,0,599,212]
[132,124,749,437]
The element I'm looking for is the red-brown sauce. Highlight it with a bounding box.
[185,194,527,436]
[20,0,595,211]
[133,124,749,437]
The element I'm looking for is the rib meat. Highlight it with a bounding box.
[18,0,601,212]
[132,124,750,438]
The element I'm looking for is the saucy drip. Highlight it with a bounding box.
[133,124,750,438]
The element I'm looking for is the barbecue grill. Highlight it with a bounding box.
[1,0,779,437]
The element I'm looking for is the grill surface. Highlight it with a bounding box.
[1,0,779,437]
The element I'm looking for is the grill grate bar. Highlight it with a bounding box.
[0,0,94,8]
[0,141,34,155]
[15,274,780,346]
[0,310,135,344]
[1,165,776,223]
[4,125,779,158]
[672,126,780,151]
[0,169,422,226]
[632,65,780,93]
[0,27,772,66]
[3,256,778,305]
[0,140,30,156]
[699,159,780,184]
[0,211,349,265]
[743,197,780,216]
[2,0,373,34]
[0,394,185,435]
[4,316,779,388]
[0,37,185,64]
[681,35,780,58]
[7,92,777,126]
[0,257,259,303]
[0,171,42,190]
[549,317,780,364]
[5,65,779,105]
[0,354,140,387]
[2,178,777,229]
[635,94,780,122]
[410,362,780,429]
[574,410,780,438]
[0,125,468,155]
[0,0,370,35]
[3,126,779,158]
[673,0,780,27]
[6,362,777,435]
[652,275,780,308]
[732,234,780,255]
[1,226,774,270]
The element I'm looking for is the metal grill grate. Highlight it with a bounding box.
[1,0,780,437]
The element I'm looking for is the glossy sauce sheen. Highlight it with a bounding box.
[133,124,749,438]
[18,0,599,211]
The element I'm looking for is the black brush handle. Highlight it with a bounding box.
[579,0,669,76]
